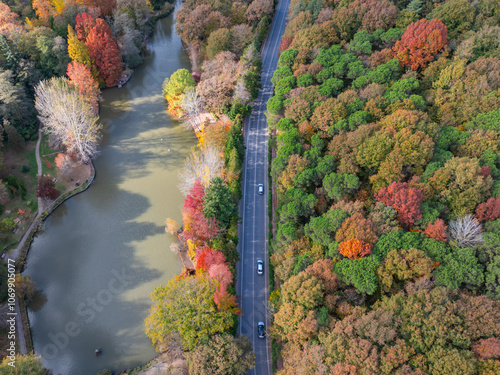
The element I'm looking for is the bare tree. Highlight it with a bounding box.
[448,215,484,248]
[180,88,204,132]
[170,242,180,254]
[35,77,102,162]
[178,146,224,196]
[245,0,273,25]
[197,51,240,114]
[233,79,251,105]
[165,217,180,235]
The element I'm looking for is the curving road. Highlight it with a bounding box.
[237,0,290,373]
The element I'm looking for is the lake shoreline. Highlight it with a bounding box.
[11,3,179,354]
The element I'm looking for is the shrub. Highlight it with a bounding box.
[4,174,26,199]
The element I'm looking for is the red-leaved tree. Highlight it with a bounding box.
[35,175,60,200]
[278,37,293,54]
[475,196,500,222]
[208,263,233,290]
[85,19,122,87]
[67,61,100,111]
[376,182,423,227]
[393,19,448,70]
[195,247,226,271]
[182,181,220,243]
[424,219,447,242]
[338,238,372,259]
[75,12,97,42]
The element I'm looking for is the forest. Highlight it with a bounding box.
[266,0,500,373]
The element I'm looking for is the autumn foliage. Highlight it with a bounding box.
[335,212,378,245]
[75,12,97,42]
[195,247,226,271]
[0,3,20,35]
[74,0,116,16]
[67,61,100,110]
[393,19,448,70]
[475,196,500,222]
[32,0,55,22]
[338,238,372,259]
[182,180,219,243]
[279,36,293,54]
[424,219,447,242]
[195,247,238,313]
[472,338,500,359]
[54,153,75,176]
[85,18,122,87]
[35,174,60,200]
[376,182,423,227]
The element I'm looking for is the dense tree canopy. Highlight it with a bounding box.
[267,0,500,372]
[145,274,234,351]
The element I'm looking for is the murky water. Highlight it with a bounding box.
[23,12,194,375]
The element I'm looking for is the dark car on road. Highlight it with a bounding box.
[258,321,265,338]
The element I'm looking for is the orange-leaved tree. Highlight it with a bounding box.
[67,61,100,110]
[32,0,55,23]
[75,12,97,42]
[393,19,448,70]
[424,219,447,242]
[338,238,372,259]
[85,19,122,87]
[54,153,75,177]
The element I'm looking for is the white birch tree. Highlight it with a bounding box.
[178,146,224,196]
[180,88,204,132]
[35,77,102,162]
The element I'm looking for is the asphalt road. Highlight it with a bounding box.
[237,0,290,373]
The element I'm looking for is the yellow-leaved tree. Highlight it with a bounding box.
[145,273,234,351]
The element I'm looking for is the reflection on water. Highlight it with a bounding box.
[23,12,194,375]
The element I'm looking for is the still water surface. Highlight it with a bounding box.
[23,12,194,375]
